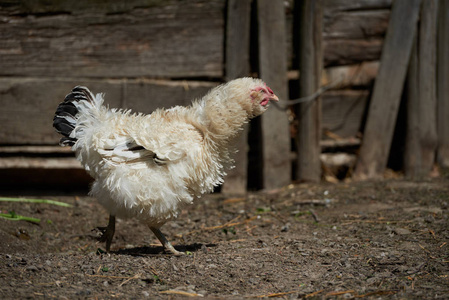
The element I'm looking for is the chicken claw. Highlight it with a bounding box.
[150,227,184,256]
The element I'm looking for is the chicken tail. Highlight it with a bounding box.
[53,86,100,146]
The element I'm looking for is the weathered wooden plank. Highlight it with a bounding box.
[0,146,71,154]
[0,168,92,190]
[353,0,421,180]
[225,0,251,82]
[324,10,390,40]
[287,1,391,68]
[257,0,291,189]
[0,0,157,14]
[437,0,449,168]
[323,0,392,14]
[295,0,323,182]
[323,38,384,67]
[0,157,81,169]
[0,78,216,145]
[322,9,389,67]
[221,0,252,194]
[325,61,378,88]
[322,0,390,67]
[0,0,224,78]
[322,90,369,138]
[121,80,217,114]
[404,0,438,179]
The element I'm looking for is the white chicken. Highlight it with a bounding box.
[53,78,279,255]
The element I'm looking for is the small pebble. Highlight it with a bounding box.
[26,265,38,272]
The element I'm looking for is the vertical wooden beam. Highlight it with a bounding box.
[225,0,251,82]
[437,0,449,168]
[257,0,291,189]
[405,0,438,179]
[222,0,252,194]
[295,0,323,182]
[353,0,421,180]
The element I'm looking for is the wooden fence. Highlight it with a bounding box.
[0,0,446,192]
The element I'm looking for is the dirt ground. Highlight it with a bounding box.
[0,178,448,299]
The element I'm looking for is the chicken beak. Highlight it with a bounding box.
[270,94,279,102]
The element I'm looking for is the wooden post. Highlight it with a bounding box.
[295,0,323,182]
[257,0,291,189]
[222,0,252,194]
[353,0,421,180]
[437,0,449,168]
[405,0,438,179]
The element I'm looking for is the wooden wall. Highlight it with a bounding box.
[0,0,224,145]
[0,0,393,191]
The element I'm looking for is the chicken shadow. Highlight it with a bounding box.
[113,243,216,256]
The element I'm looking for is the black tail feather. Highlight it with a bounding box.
[53,86,94,146]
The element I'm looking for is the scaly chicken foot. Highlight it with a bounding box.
[97,215,116,252]
[150,226,184,256]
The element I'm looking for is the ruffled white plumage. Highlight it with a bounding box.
[61,78,271,229]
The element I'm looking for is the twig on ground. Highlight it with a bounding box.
[294,199,331,206]
[326,290,355,296]
[177,216,257,237]
[222,197,246,204]
[119,273,141,287]
[309,209,320,223]
[251,290,299,298]
[354,290,397,298]
[159,290,203,297]
[305,290,323,298]
[86,274,139,280]
[340,219,413,226]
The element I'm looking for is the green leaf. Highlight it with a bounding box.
[0,212,40,223]
[256,207,271,214]
[0,197,72,207]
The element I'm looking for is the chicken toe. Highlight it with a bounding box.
[150,226,184,256]
[97,215,116,252]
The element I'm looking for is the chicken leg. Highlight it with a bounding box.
[150,226,184,256]
[97,215,116,252]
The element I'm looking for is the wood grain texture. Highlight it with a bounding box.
[257,0,291,189]
[405,0,438,179]
[323,0,391,14]
[221,0,252,194]
[437,0,449,168]
[322,8,389,66]
[354,0,422,180]
[321,90,369,138]
[0,0,224,78]
[295,0,323,182]
[0,78,216,144]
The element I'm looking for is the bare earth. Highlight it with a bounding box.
[0,178,448,299]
